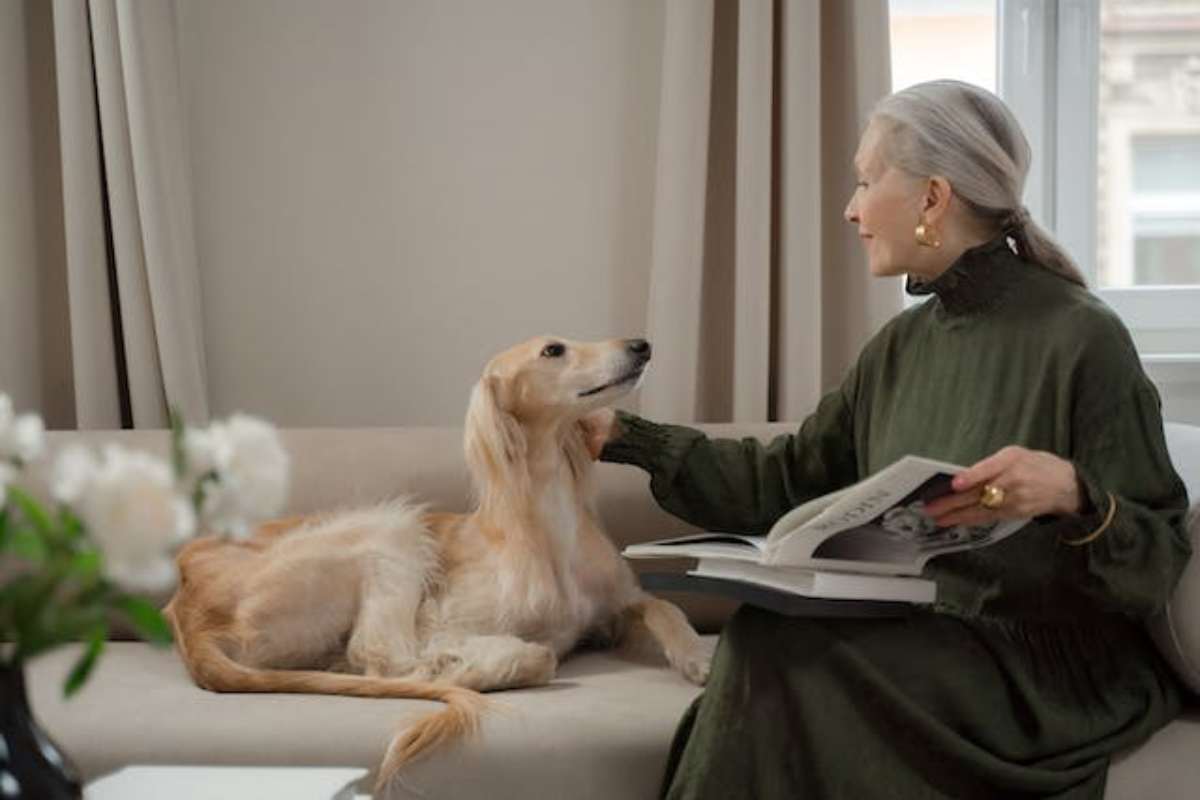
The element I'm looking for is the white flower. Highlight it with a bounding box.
[182,427,230,481]
[0,394,46,464]
[9,414,46,463]
[69,445,195,593]
[52,446,100,505]
[187,414,288,539]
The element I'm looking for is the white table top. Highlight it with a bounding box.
[85,765,370,800]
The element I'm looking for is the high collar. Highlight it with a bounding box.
[904,234,1022,316]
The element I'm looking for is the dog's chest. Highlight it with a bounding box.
[495,551,601,645]
[435,479,620,651]
[464,546,612,652]
[536,481,581,549]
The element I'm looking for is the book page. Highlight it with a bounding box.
[764,456,1026,574]
[622,532,767,562]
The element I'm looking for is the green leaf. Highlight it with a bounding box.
[8,527,47,563]
[5,486,54,537]
[66,550,102,582]
[57,508,84,543]
[113,594,173,646]
[0,507,10,551]
[170,407,188,480]
[8,569,85,660]
[63,626,107,697]
[191,469,219,516]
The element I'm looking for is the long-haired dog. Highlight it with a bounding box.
[164,337,708,789]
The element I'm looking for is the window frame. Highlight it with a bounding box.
[998,0,1200,360]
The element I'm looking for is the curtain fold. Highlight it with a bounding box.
[640,0,717,424]
[640,0,899,424]
[50,0,208,429]
[732,0,773,422]
[50,0,122,429]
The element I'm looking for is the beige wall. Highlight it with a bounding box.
[175,0,664,426]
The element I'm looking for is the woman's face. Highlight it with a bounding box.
[844,122,927,278]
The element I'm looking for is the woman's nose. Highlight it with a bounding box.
[844,196,858,224]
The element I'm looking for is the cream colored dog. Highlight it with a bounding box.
[164,336,708,787]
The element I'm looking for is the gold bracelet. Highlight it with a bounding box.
[1060,492,1118,546]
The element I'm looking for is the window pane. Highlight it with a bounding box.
[1135,234,1200,283]
[1132,136,1200,192]
[889,0,996,93]
[1098,0,1200,287]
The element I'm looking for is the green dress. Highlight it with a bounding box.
[601,236,1192,799]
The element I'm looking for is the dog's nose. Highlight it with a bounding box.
[626,339,651,360]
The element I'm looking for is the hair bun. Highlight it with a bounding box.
[1006,205,1032,230]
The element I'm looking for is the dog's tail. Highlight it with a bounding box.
[175,626,489,788]
[377,687,491,788]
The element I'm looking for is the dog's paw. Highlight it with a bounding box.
[520,643,558,686]
[676,649,711,686]
[410,651,463,681]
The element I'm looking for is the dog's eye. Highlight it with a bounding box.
[541,343,566,359]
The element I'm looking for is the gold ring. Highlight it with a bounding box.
[979,484,1006,510]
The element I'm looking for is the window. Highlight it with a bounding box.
[891,0,1200,422]
[890,0,997,93]
[1129,135,1200,285]
[1097,3,1200,289]
[997,0,1200,368]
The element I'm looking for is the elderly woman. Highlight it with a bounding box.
[585,81,1192,799]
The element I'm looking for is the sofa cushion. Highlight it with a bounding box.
[28,641,1200,799]
[1150,423,1200,696]
[1107,712,1200,799]
[28,641,709,797]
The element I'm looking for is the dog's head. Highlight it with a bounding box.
[464,337,651,491]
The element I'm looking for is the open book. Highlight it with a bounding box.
[623,455,1029,606]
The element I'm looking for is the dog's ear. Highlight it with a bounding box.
[464,375,527,494]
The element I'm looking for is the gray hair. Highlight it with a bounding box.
[870,80,1086,287]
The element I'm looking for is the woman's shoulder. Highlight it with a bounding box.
[1025,268,1136,353]
[1021,267,1153,399]
[856,298,929,361]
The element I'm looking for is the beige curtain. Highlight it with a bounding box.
[639,0,901,424]
[50,0,208,429]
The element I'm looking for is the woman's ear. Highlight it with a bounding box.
[923,175,953,223]
[464,374,527,492]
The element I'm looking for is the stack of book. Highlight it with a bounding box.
[623,456,1028,615]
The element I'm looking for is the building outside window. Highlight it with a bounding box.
[1099,0,1200,288]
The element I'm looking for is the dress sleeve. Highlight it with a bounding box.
[1053,379,1192,619]
[599,370,860,536]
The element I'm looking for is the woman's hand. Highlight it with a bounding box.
[578,409,617,460]
[923,446,1083,527]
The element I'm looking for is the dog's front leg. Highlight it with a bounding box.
[620,595,711,685]
[346,563,425,677]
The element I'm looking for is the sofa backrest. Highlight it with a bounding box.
[34,422,1200,673]
[1153,423,1200,695]
[35,425,791,635]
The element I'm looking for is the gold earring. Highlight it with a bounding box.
[915,220,941,248]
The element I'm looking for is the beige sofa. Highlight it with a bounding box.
[26,423,1200,799]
